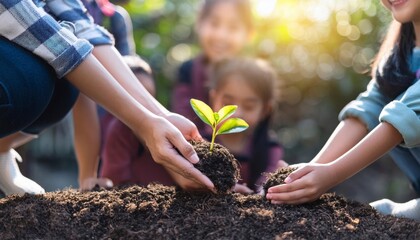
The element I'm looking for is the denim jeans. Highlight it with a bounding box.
[0,37,79,137]
[389,145,420,195]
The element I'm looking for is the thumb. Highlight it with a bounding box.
[169,131,200,164]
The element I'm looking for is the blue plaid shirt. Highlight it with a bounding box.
[0,0,113,78]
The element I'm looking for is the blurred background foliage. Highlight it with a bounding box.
[123,0,391,163]
[19,0,417,202]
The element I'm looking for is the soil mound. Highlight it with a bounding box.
[0,184,419,239]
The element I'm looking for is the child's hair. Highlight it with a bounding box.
[210,58,277,105]
[210,58,279,189]
[198,0,253,30]
[372,20,416,99]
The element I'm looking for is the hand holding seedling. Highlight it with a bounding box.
[190,98,249,152]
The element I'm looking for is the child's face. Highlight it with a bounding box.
[210,75,269,131]
[381,0,420,23]
[197,2,250,63]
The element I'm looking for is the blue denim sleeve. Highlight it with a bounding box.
[339,80,389,131]
[45,0,114,46]
[380,79,420,147]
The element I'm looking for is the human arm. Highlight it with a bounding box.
[312,80,389,164]
[310,118,368,164]
[65,54,214,191]
[45,0,205,185]
[72,94,114,190]
[265,79,401,204]
[266,122,402,204]
[91,46,202,141]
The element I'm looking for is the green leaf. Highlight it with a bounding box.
[213,112,220,123]
[216,118,249,135]
[217,105,237,124]
[190,99,215,126]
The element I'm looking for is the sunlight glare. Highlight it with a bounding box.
[254,0,277,18]
[305,3,331,22]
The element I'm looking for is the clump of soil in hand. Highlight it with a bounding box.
[263,166,297,194]
[191,140,240,193]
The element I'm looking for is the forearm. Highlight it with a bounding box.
[330,122,402,184]
[92,46,169,117]
[311,118,368,164]
[65,54,156,135]
[72,94,101,184]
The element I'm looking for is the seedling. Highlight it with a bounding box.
[190,98,249,152]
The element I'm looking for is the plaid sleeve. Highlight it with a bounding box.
[0,0,93,78]
[45,0,114,46]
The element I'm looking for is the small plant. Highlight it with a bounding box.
[190,98,249,152]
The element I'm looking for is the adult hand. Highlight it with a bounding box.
[79,177,113,192]
[164,112,202,141]
[265,163,336,204]
[138,115,215,192]
[165,167,210,191]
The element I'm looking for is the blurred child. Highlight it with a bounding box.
[266,0,420,221]
[81,0,136,56]
[99,55,176,186]
[171,0,253,130]
[208,58,285,193]
[72,0,137,190]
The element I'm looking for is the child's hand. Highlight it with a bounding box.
[265,163,336,204]
[233,183,254,194]
[79,177,113,192]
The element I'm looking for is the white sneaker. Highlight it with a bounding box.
[370,198,420,222]
[0,149,45,196]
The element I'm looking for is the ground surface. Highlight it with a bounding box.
[0,184,419,239]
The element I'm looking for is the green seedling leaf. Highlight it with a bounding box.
[190,98,249,152]
[216,118,249,135]
[214,112,220,123]
[190,99,215,126]
[217,105,237,124]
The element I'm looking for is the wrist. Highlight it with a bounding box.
[326,160,351,186]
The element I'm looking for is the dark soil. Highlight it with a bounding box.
[0,184,419,239]
[191,140,240,193]
[263,167,298,194]
[1,148,419,239]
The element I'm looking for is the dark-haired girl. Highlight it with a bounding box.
[171,0,253,130]
[208,58,286,193]
[266,0,420,221]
